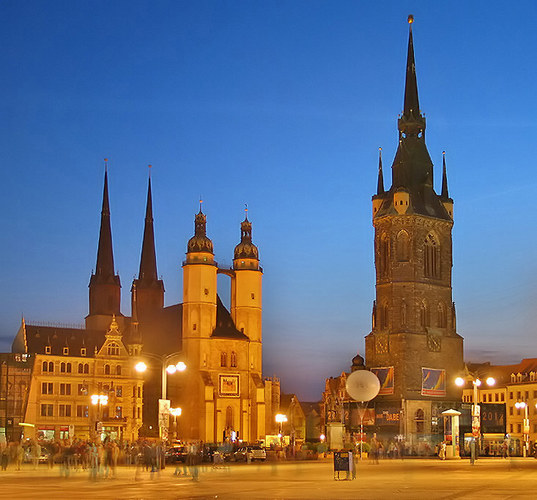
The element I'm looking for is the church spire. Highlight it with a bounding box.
[441,151,449,199]
[138,172,158,283]
[87,162,121,323]
[131,166,164,318]
[403,15,420,121]
[377,147,385,195]
[95,164,115,279]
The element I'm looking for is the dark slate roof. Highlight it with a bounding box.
[139,304,182,356]
[16,324,106,357]
[211,296,249,340]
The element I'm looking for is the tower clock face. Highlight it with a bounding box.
[376,334,389,354]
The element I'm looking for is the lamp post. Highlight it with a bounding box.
[91,394,108,441]
[169,407,182,441]
[514,401,532,457]
[135,352,186,440]
[275,413,287,446]
[455,374,495,454]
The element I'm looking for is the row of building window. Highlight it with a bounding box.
[508,405,537,416]
[463,393,506,403]
[39,403,134,419]
[42,361,123,376]
[376,300,448,330]
[221,352,237,368]
[40,382,141,398]
[508,390,537,400]
[508,423,537,434]
[42,342,121,357]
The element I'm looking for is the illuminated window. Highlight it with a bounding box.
[116,406,122,418]
[116,386,122,397]
[45,346,51,354]
[78,384,87,396]
[81,347,86,356]
[63,347,69,355]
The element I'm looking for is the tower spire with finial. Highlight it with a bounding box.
[441,151,449,199]
[377,147,385,195]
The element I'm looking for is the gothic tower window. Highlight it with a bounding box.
[221,352,227,367]
[379,233,390,277]
[380,301,389,330]
[230,352,237,368]
[396,230,410,261]
[437,302,447,328]
[420,301,430,328]
[401,299,407,327]
[424,233,440,278]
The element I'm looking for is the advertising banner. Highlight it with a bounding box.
[371,367,395,395]
[421,368,446,396]
[374,403,401,426]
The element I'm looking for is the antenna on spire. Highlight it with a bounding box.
[199,197,203,213]
[104,158,109,172]
[408,14,414,25]
[148,164,152,179]
[244,203,248,220]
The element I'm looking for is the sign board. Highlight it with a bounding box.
[421,368,446,397]
[370,367,395,395]
[159,399,171,431]
[374,403,401,427]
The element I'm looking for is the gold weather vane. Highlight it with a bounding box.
[104,158,108,172]
[148,164,152,178]
[199,197,203,212]
[408,14,414,24]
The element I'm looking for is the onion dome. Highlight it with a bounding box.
[187,209,213,254]
[234,215,258,260]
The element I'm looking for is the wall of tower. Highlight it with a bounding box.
[231,263,262,343]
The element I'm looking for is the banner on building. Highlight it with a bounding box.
[421,368,446,396]
[371,366,394,395]
[219,374,240,397]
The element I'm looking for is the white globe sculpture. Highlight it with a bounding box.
[345,370,381,402]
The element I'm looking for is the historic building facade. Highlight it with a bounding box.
[9,167,277,443]
[363,18,464,445]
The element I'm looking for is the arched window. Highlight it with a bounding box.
[401,299,407,327]
[380,302,389,330]
[105,364,111,375]
[379,233,390,277]
[66,363,71,373]
[225,406,233,429]
[107,343,120,356]
[116,365,122,376]
[424,233,440,278]
[60,362,66,373]
[42,361,48,372]
[84,363,89,374]
[415,409,425,434]
[420,301,430,328]
[48,362,54,373]
[396,230,410,262]
[437,302,447,328]
[230,352,237,368]
[78,363,84,374]
[221,352,227,368]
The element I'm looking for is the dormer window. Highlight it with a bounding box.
[81,347,86,357]
[107,342,120,356]
[45,346,51,354]
[63,347,69,355]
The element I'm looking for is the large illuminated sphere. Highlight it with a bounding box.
[346,370,380,402]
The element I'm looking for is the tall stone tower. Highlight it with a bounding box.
[364,17,464,441]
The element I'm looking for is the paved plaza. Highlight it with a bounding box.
[1,458,537,499]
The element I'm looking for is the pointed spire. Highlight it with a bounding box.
[130,282,142,345]
[377,147,385,195]
[403,15,420,119]
[187,201,214,254]
[95,165,115,279]
[138,171,158,283]
[234,207,259,261]
[441,151,449,198]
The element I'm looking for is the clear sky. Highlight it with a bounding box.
[1,1,537,401]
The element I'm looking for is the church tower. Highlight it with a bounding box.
[231,209,263,371]
[86,166,122,331]
[364,17,464,441]
[131,172,164,321]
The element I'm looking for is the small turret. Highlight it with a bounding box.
[233,207,259,270]
[440,151,454,219]
[372,147,385,218]
[186,202,215,264]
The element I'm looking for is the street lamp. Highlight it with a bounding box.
[169,407,182,441]
[134,352,187,439]
[91,394,108,440]
[275,413,287,445]
[455,373,495,453]
[514,401,535,457]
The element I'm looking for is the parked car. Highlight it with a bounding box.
[165,445,188,464]
[233,445,266,462]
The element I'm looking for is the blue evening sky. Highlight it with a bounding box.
[1,1,537,401]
